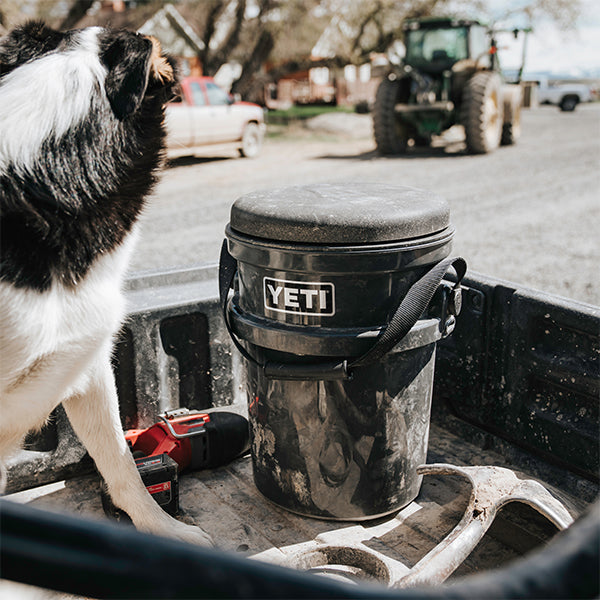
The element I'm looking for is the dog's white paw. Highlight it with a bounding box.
[135,512,214,547]
[167,519,214,547]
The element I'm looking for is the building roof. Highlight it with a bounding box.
[138,4,204,57]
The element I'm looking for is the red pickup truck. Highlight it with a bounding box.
[165,76,266,158]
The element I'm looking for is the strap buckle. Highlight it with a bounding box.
[438,282,463,338]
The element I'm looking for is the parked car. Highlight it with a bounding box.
[165,77,266,158]
[530,75,594,111]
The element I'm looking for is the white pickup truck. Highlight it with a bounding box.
[532,75,594,111]
[166,76,266,158]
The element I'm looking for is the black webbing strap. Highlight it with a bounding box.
[219,239,259,368]
[219,240,466,380]
[349,255,466,369]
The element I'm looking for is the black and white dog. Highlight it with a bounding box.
[0,22,211,545]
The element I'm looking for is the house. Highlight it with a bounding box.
[267,12,389,109]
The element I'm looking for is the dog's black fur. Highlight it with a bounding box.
[0,22,212,545]
[0,22,175,292]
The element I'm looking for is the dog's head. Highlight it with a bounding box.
[0,22,177,290]
[0,21,176,172]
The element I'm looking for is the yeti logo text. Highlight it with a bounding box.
[264,277,335,316]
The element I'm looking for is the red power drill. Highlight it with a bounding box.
[101,409,249,520]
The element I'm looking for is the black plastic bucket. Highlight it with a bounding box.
[220,183,465,520]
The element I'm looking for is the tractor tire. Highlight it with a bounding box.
[461,71,503,154]
[501,85,522,146]
[373,76,409,155]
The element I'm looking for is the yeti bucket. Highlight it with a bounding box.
[219,183,465,520]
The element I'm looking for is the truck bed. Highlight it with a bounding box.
[3,265,598,596]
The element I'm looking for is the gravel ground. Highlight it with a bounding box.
[132,104,600,306]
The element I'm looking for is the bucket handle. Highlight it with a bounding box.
[219,240,466,380]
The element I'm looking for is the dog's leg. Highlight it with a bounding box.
[62,356,213,546]
[0,347,98,462]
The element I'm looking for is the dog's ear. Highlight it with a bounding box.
[100,32,153,120]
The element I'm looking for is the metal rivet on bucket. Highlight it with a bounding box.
[220,183,466,520]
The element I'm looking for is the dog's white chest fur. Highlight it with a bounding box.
[0,231,137,430]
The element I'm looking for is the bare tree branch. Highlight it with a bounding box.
[59,0,95,30]
[207,0,246,74]
[199,0,227,74]
[494,0,581,28]
[231,28,275,99]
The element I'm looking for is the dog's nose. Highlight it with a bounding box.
[146,36,174,84]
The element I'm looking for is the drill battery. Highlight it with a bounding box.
[134,453,179,515]
[101,453,179,520]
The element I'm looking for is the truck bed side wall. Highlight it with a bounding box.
[5,266,599,497]
[434,272,599,500]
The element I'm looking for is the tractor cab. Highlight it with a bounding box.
[402,18,494,74]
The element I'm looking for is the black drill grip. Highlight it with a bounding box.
[189,412,250,471]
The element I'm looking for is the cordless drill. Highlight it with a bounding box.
[101,409,249,519]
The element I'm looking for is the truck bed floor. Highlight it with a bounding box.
[6,423,584,590]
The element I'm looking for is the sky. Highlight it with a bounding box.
[489,0,600,76]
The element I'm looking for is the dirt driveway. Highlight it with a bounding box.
[133,104,600,306]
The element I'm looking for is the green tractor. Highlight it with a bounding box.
[373,17,524,154]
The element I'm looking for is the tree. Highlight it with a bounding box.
[0,0,582,104]
[231,0,323,100]
[0,0,91,30]
[198,0,248,76]
[169,0,322,102]
[59,0,95,30]
[489,0,582,29]
[228,0,581,103]
[307,0,582,64]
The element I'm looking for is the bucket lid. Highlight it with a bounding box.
[229,183,450,244]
